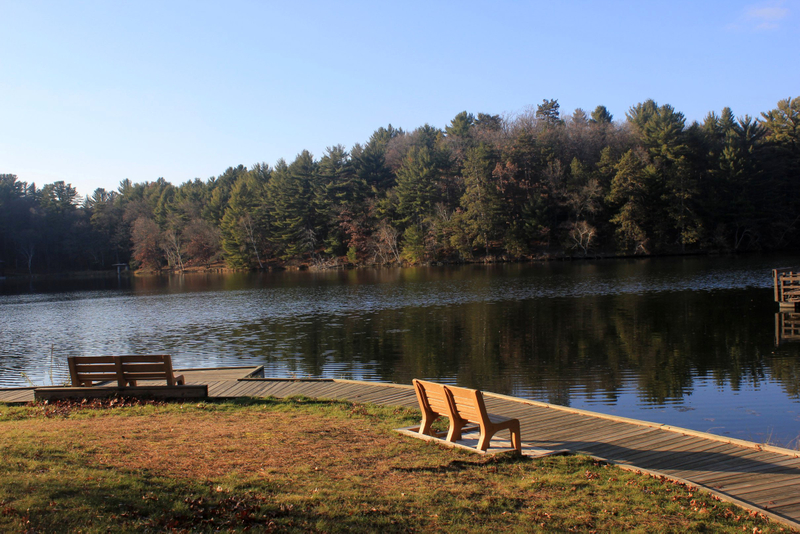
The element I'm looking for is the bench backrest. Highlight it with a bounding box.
[69,355,178,387]
[412,379,452,419]
[443,384,490,426]
[68,356,120,386]
[119,355,179,384]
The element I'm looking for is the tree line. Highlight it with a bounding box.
[1,97,799,274]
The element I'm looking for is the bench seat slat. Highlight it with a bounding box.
[75,373,118,381]
[71,356,120,363]
[75,364,118,372]
[78,372,117,380]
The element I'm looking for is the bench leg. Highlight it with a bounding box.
[477,421,522,452]
[448,418,475,442]
[509,421,522,452]
[419,412,436,436]
[447,423,461,442]
[477,427,493,451]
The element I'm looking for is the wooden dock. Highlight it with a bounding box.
[774,268,800,310]
[2,367,800,529]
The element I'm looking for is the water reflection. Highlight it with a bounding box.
[2,255,800,446]
[776,313,800,346]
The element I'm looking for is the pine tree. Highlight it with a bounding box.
[315,145,361,256]
[606,149,651,253]
[536,99,563,125]
[266,151,317,260]
[590,105,613,124]
[760,97,800,247]
[394,146,438,228]
[628,101,699,249]
[221,171,269,268]
[460,144,503,257]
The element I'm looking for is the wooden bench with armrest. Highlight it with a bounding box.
[68,355,185,387]
[412,379,521,452]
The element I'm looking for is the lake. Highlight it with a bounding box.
[2,255,800,447]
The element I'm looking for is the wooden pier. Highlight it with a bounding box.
[3,367,800,529]
[774,268,800,310]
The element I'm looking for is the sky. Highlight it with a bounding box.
[1,0,798,198]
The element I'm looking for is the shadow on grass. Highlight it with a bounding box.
[391,451,530,473]
[11,471,447,533]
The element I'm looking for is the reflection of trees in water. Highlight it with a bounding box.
[208,285,800,407]
[768,357,800,399]
[511,290,800,405]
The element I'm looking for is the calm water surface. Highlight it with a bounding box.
[2,255,800,447]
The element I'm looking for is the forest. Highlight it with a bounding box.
[1,97,799,274]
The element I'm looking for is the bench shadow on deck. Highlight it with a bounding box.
[3,370,800,529]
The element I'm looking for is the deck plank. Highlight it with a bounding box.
[209,380,246,398]
[2,389,35,403]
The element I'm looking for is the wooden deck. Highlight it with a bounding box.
[2,368,800,529]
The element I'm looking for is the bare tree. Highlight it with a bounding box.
[371,220,401,264]
[240,214,265,270]
[16,240,35,274]
[568,221,597,255]
[161,229,184,271]
[566,179,603,221]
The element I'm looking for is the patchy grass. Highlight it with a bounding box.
[0,397,793,533]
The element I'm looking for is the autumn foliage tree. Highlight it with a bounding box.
[131,217,161,271]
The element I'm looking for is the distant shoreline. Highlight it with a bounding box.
[0,249,778,280]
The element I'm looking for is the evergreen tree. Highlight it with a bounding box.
[590,105,613,124]
[315,145,359,256]
[606,149,651,253]
[445,111,475,138]
[460,143,503,257]
[628,101,700,249]
[475,113,502,131]
[203,165,248,224]
[760,97,800,247]
[394,146,439,228]
[761,97,800,150]
[266,152,317,260]
[221,170,270,268]
[536,99,563,125]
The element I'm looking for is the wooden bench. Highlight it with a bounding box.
[68,355,185,387]
[412,379,521,452]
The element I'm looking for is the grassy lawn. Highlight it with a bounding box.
[0,397,792,533]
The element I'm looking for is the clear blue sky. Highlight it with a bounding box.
[1,0,798,197]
